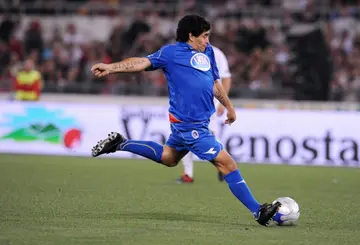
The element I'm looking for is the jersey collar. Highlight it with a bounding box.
[177,42,211,53]
[177,42,194,50]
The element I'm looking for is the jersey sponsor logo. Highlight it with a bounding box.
[191,130,199,139]
[190,53,211,71]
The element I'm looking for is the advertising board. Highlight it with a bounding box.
[0,101,359,167]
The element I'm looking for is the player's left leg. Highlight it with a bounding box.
[91,132,188,167]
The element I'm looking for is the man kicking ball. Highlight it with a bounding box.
[90,14,281,226]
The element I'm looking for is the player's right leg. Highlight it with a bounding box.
[189,128,281,226]
[91,132,188,167]
[211,149,281,226]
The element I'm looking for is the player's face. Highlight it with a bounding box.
[191,31,210,52]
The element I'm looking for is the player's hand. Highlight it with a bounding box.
[216,104,225,116]
[91,63,111,78]
[225,107,236,125]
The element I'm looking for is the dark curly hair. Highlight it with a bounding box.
[176,15,211,42]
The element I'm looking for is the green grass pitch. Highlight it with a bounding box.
[0,154,360,245]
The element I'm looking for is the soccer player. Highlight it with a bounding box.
[91,15,280,226]
[177,45,232,184]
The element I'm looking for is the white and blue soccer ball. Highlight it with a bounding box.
[272,197,300,226]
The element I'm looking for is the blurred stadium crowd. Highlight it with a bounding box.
[1,0,360,100]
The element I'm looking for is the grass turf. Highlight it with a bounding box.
[0,154,360,245]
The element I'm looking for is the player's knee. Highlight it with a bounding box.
[160,153,180,167]
[218,161,237,175]
[161,159,179,167]
[223,160,237,173]
[166,161,179,167]
[212,150,237,175]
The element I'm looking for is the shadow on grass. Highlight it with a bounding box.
[110,211,260,229]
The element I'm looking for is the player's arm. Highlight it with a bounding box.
[213,80,236,124]
[213,80,233,110]
[91,57,151,78]
[216,76,232,116]
[109,57,151,73]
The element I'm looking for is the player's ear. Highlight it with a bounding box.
[189,33,194,42]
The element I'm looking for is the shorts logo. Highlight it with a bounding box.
[204,147,217,155]
[190,53,211,71]
[191,130,199,139]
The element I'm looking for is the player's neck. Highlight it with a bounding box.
[186,41,201,52]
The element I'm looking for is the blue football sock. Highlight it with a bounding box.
[117,140,163,163]
[224,169,261,216]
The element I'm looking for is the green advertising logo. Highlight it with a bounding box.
[0,106,82,149]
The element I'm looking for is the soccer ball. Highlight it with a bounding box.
[272,197,300,226]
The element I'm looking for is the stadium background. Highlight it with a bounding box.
[1,0,360,101]
[1,1,360,245]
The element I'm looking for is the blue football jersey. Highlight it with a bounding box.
[146,42,220,123]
